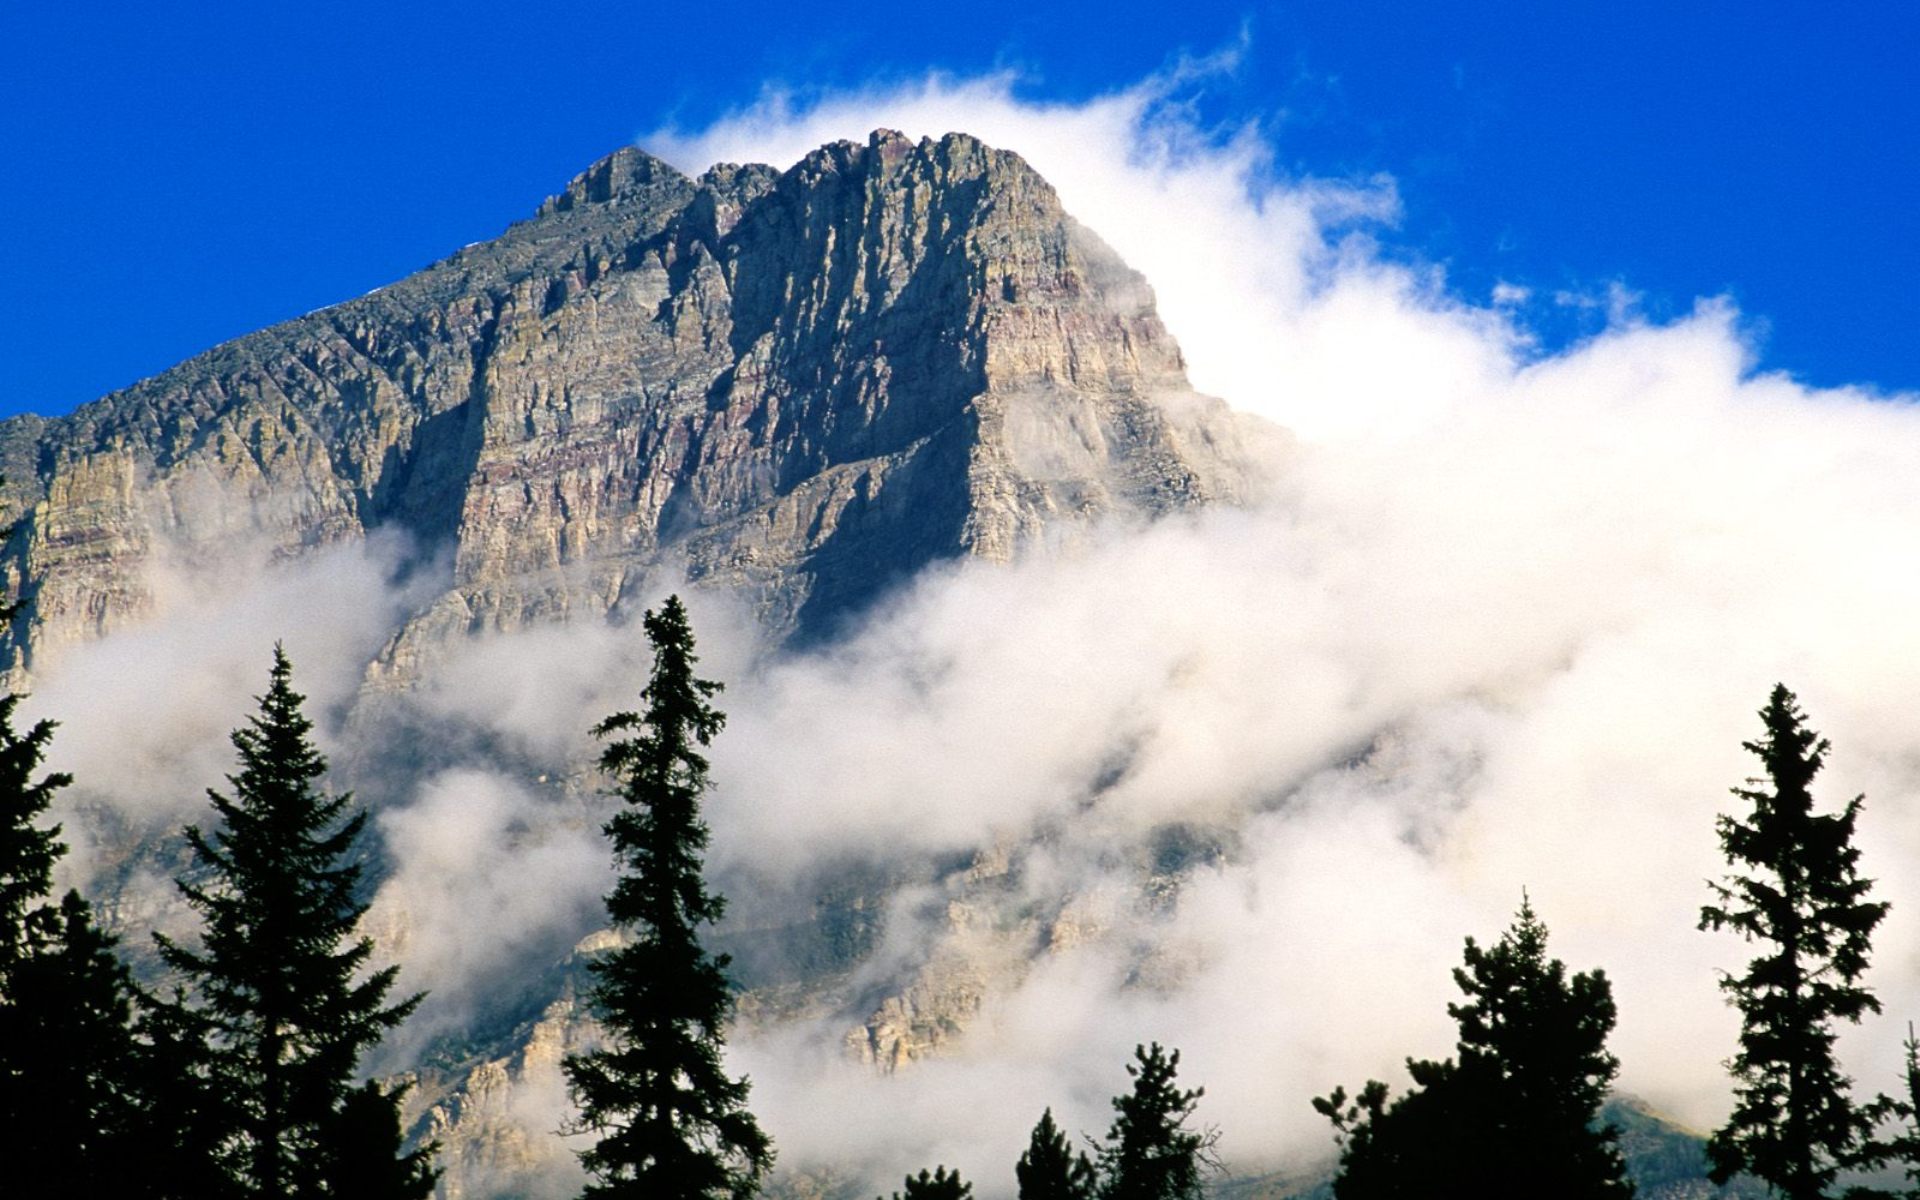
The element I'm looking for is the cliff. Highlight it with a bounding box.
[0,129,1256,680]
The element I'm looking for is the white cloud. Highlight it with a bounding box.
[640,66,1920,1187]
[31,532,436,889]
[365,769,611,1055]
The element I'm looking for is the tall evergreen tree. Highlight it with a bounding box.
[0,686,148,1196]
[563,595,773,1200]
[154,646,426,1199]
[0,692,71,979]
[314,1080,439,1200]
[1314,898,1633,1199]
[7,886,147,1192]
[1096,1043,1216,1200]
[1449,895,1632,1197]
[1699,684,1889,1199]
[1018,1108,1096,1200]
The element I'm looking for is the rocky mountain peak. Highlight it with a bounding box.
[537,145,689,216]
[0,130,1262,677]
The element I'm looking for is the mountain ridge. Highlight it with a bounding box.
[0,128,1261,682]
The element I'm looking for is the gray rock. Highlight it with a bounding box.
[0,130,1263,681]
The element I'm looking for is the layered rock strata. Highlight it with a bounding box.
[0,129,1254,678]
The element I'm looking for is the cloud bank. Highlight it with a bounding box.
[33,63,1920,1199]
[642,68,1920,1183]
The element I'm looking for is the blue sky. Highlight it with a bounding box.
[2,1,1914,418]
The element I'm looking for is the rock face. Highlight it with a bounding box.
[0,129,1254,679]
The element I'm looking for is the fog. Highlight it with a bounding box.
[30,64,1920,1198]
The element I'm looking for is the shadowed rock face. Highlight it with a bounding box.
[0,129,1254,678]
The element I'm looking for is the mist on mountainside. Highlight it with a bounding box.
[14,70,1920,1199]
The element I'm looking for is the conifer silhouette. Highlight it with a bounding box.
[1316,897,1633,1198]
[155,646,427,1198]
[1700,684,1889,1198]
[1097,1043,1216,1200]
[564,596,772,1199]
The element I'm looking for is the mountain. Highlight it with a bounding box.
[1,130,1271,1196]
[0,129,1257,682]
[2,130,1749,1200]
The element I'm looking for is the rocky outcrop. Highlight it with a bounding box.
[0,129,1259,681]
[410,992,588,1200]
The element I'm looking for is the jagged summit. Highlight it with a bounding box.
[538,145,689,216]
[0,130,1258,675]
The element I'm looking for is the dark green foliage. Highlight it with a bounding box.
[0,687,147,1195]
[1097,1043,1217,1200]
[1314,897,1634,1199]
[1314,1069,1462,1200]
[888,1167,973,1200]
[564,596,773,1199]
[7,890,145,1195]
[315,1080,440,1200]
[1699,684,1889,1199]
[1851,1024,1920,1200]
[126,985,241,1200]
[0,692,72,977]
[1019,1108,1096,1200]
[153,646,426,1199]
[1894,1025,1920,1197]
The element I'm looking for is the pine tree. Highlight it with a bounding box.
[1868,1023,1920,1199]
[1315,898,1633,1199]
[0,691,71,980]
[0,686,150,1196]
[314,1080,440,1199]
[1018,1108,1096,1200]
[154,646,426,1199]
[1699,684,1889,1199]
[888,1167,973,1200]
[1449,895,1633,1198]
[564,595,773,1199]
[7,889,146,1193]
[1096,1043,1217,1200]
[125,983,240,1200]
